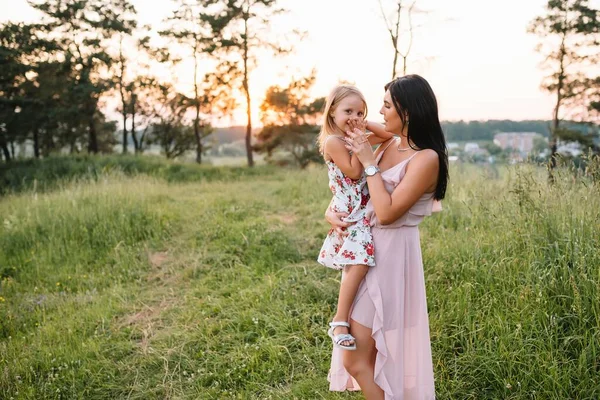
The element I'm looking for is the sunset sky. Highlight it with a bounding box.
[3,0,594,126]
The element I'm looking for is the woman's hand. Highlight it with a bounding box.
[345,125,377,167]
[325,208,352,236]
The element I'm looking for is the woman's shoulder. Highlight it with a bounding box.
[412,149,438,164]
[405,149,439,175]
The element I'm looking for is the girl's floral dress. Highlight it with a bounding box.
[318,160,375,270]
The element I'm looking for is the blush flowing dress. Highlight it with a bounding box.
[328,139,441,400]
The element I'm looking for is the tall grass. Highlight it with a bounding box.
[427,163,600,399]
[0,157,599,399]
[0,154,277,195]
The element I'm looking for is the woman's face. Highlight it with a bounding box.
[331,94,366,133]
[380,90,404,134]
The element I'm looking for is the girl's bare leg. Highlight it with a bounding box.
[332,264,369,346]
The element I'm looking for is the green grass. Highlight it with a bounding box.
[0,154,278,195]
[1,157,599,399]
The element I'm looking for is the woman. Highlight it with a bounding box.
[326,74,448,400]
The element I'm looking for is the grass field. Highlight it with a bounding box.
[1,156,599,399]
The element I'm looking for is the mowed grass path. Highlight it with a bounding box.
[1,159,599,399]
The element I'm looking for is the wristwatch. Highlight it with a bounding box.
[364,165,380,177]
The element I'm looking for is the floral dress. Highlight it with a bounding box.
[318,159,375,269]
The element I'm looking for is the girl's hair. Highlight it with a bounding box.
[384,75,449,200]
[317,85,367,154]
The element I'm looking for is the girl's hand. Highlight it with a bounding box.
[344,127,377,167]
[348,118,367,134]
[325,208,352,236]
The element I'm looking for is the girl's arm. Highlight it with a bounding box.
[366,121,395,145]
[325,137,364,180]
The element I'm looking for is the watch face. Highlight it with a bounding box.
[366,166,378,176]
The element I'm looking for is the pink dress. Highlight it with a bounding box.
[328,142,441,400]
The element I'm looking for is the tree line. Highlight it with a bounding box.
[0,0,300,166]
[0,0,598,169]
[441,119,598,143]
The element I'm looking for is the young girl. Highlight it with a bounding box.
[317,85,393,350]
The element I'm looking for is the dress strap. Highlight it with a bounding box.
[325,135,347,144]
[375,138,396,163]
[405,151,421,163]
[324,135,350,161]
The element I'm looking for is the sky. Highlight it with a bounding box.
[2,0,597,126]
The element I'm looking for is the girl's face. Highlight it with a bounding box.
[380,90,405,135]
[331,94,366,133]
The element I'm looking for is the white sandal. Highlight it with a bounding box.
[327,321,357,351]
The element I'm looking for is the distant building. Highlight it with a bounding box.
[557,141,582,157]
[493,132,543,154]
[464,143,480,153]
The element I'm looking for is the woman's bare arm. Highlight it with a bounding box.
[325,199,351,236]
[365,150,439,225]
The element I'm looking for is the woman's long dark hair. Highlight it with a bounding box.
[385,75,449,200]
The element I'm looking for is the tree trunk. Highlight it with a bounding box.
[0,134,10,162]
[140,125,150,154]
[119,37,128,154]
[548,112,560,184]
[130,93,140,153]
[9,141,15,159]
[550,107,560,171]
[392,49,399,80]
[548,36,567,183]
[132,113,139,153]
[392,2,402,79]
[243,13,254,167]
[122,113,128,154]
[195,104,202,163]
[88,117,98,154]
[193,50,202,164]
[33,127,40,158]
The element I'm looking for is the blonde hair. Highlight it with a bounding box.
[318,85,368,155]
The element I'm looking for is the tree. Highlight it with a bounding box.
[205,0,297,167]
[378,0,419,79]
[160,0,230,164]
[125,75,160,153]
[29,0,137,154]
[24,60,80,156]
[0,22,36,162]
[528,0,600,177]
[255,72,326,168]
[111,27,166,154]
[0,21,66,161]
[147,88,197,159]
[115,33,130,154]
